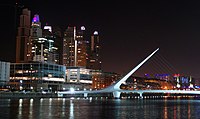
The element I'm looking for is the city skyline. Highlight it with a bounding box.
[1,0,200,78]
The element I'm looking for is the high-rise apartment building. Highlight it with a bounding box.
[53,26,63,65]
[43,25,59,64]
[77,26,88,67]
[27,15,58,63]
[16,8,31,63]
[16,11,60,64]
[63,27,75,66]
[88,31,101,70]
[29,14,43,62]
[63,26,89,67]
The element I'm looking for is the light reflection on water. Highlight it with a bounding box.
[0,98,200,119]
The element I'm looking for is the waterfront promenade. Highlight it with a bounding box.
[0,92,58,98]
[1,90,200,99]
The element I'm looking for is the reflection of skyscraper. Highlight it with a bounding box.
[16,8,31,63]
[88,31,101,70]
[63,26,88,67]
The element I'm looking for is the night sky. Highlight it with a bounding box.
[1,0,200,78]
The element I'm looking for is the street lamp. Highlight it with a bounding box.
[70,88,75,93]
[49,87,52,92]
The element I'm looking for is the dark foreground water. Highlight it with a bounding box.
[0,98,200,119]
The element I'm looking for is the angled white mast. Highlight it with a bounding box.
[103,48,159,91]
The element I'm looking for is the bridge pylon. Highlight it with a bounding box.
[102,48,159,98]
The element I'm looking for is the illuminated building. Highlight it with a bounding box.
[88,31,102,70]
[28,14,43,62]
[194,78,200,88]
[30,14,42,37]
[28,15,58,63]
[154,74,170,81]
[9,62,66,91]
[63,66,92,90]
[16,8,31,63]
[44,25,52,33]
[63,27,102,71]
[63,27,75,66]
[52,26,63,65]
[66,66,91,84]
[92,71,120,89]
[43,25,59,64]
[77,26,88,67]
[0,61,10,87]
[63,26,89,67]
[174,74,194,89]
[121,76,174,90]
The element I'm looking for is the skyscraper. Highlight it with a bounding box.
[77,26,88,67]
[27,15,58,63]
[63,27,75,66]
[88,31,101,70]
[53,26,63,65]
[16,8,31,63]
[43,25,59,64]
[63,26,89,67]
[28,14,44,62]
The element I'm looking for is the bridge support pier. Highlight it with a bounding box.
[84,93,88,98]
[113,91,121,99]
[139,93,143,99]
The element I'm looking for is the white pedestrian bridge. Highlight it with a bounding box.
[58,48,200,98]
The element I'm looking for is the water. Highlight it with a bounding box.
[0,98,200,119]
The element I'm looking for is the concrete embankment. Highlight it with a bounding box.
[1,92,199,99]
[0,92,58,98]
